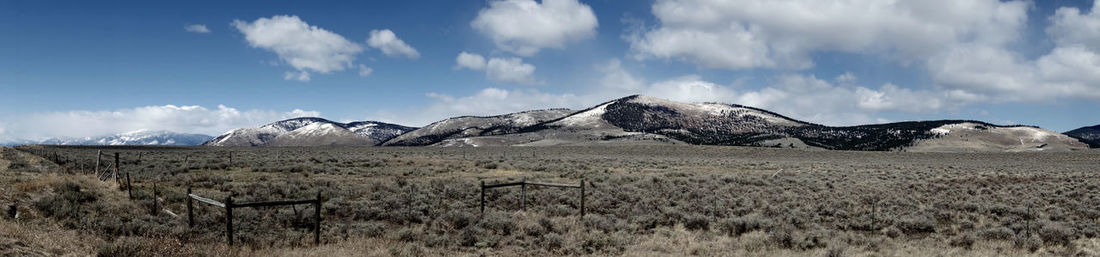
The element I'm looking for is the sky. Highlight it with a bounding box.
[1,0,1099,141]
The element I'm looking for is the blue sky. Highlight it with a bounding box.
[1,0,1099,141]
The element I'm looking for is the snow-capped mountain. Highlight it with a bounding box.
[203,117,416,146]
[200,95,1087,152]
[1065,125,1100,148]
[30,130,212,146]
[423,95,1087,152]
[382,109,574,146]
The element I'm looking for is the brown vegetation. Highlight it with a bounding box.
[2,145,1100,256]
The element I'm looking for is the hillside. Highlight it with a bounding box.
[1065,125,1100,148]
[428,95,1087,152]
[382,109,575,146]
[204,118,415,146]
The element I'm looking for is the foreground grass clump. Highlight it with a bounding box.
[4,145,1100,256]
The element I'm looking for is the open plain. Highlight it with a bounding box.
[2,145,1100,256]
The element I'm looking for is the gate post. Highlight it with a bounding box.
[187,187,194,227]
[580,179,586,217]
[226,196,234,246]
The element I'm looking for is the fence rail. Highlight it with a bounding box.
[187,187,322,246]
[480,178,585,216]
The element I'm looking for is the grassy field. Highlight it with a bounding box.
[2,145,1100,256]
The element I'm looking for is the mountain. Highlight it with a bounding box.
[422,95,1087,152]
[1065,125,1100,148]
[203,117,416,146]
[30,130,212,146]
[382,109,575,146]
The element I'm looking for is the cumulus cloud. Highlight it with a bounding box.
[184,24,210,33]
[928,44,1100,102]
[358,64,373,77]
[455,52,539,85]
[1047,1,1100,51]
[366,29,420,59]
[486,57,538,84]
[471,0,598,56]
[629,0,1029,70]
[0,105,320,141]
[232,15,362,78]
[385,59,958,127]
[626,0,1100,104]
[455,52,487,70]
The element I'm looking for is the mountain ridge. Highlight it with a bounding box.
[1065,125,1100,148]
[6,130,213,146]
[203,117,416,147]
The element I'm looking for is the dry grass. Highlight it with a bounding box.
[4,145,1100,256]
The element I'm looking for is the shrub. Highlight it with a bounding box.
[34,181,97,220]
[950,232,976,250]
[1039,222,1075,246]
[478,212,516,235]
[719,214,771,237]
[976,226,1014,241]
[583,214,617,232]
[895,215,936,234]
[683,214,710,231]
[1014,234,1042,252]
[441,210,476,230]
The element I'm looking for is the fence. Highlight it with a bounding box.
[480,178,585,216]
[188,187,323,246]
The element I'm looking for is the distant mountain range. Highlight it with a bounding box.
[3,130,213,146]
[202,117,415,146]
[5,95,1097,151]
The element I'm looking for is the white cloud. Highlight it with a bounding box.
[184,24,210,34]
[455,52,487,70]
[486,57,538,84]
[366,29,420,59]
[0,105,321,141]
[471,0,598,56]
[1048,1,1100,51]
[385,59,958,127]
[927,44,1100,102]
[629,0,1029,70]
[283,70,311,81]
[598,59,645,91]
[232,15,362,78]
[456,52,540,84]
[358,64,374,77]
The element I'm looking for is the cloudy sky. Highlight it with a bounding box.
[2,0,1099,141]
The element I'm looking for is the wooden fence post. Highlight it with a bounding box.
[521,177,527,211]
[226,196,234,246]
[114,153,120,184]
[480,181,485,216]
[314,192,321,245]
[153,182,159,215]
[229,152,233,167]
[126,173,133,199]
[187,187,194,228]
[580,179,586,217]
[95,150,101,176]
